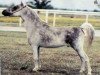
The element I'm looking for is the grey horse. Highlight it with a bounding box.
[2,3,95,75]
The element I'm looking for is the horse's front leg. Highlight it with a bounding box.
[32,45,40,71]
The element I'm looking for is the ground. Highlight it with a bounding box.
[0,9,100,75]
[0,31,100,75]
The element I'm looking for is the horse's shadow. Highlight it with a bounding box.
[39,69,69,75]
[30,68,81,75]
[19,65,100,75]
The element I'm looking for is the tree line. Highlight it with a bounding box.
[0,0,53,9]
[0,0,100,12]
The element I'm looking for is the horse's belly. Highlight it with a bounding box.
[40,43,66,48]
[40,38,66,48]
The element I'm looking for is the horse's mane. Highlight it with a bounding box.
[27,6,49,28]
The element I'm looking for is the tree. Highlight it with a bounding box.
[27,0,53,9]
[0,3,15,8]
[0,4,8,7]
[93,9,99,12]
[94,0,98,4]
[94,0,100,7]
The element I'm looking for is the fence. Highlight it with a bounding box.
[34,9,100,27]
[0,8,100,27]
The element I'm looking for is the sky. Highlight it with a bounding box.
[0,0,100,10]
[51,0,100,10]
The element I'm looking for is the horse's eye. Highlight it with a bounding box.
[12,6,18,11]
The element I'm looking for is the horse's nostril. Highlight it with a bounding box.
[2,10,12,16]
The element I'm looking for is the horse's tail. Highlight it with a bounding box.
[80,22,95,48]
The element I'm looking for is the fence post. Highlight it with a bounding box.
[53,12,56,27]
[45,10,48,23]
[86,15,89,23]
[19,17,22,27]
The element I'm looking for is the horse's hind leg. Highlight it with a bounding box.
[71,39,92,75]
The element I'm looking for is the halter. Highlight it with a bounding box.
[12,6,26,14]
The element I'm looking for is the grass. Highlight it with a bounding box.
[0,31,100,75]
[0,14,100,29]
[0,17,19,27]
[0,17,19,23]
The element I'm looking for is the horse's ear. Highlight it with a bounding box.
[21,1,24,6]
[21,2,27,6]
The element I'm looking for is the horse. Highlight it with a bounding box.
[2,3,95,75]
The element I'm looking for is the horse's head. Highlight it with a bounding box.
[2,2,26,16]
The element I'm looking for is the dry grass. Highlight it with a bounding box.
[0,31,100,75]
[0,17,19,23]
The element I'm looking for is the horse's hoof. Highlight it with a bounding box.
[79,69,85,73]
[87,69,92,75]
[80,70,92,75]
[33,68,39,72]
[87,74,91,75]
[33,65,41,72]
[87,73,92,75]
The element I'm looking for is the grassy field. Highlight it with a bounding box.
[0,14,100,29]
[0,31,100,75]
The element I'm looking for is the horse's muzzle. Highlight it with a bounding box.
[2,10,12,16]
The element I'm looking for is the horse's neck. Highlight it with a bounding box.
[21,7,40,21]
[21,7,48,37]
[21,7,37,26]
